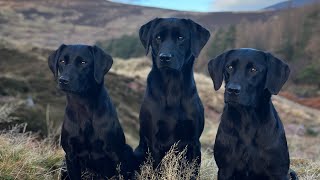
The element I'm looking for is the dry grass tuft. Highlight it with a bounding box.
[136,143,199,180]
[291,158,320,180]
[0,102,22,123]
[199,150,218,180]
[0,131,64,179]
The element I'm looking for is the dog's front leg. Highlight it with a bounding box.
[65,156,81,180]
[190,145,201,180]
[218,168,235,180]
[269,175,289,180]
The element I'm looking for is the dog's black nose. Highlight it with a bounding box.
[227,83,241,95]
[59,76,69,85]
[159,53,173,62]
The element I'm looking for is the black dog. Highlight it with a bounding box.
[208,48,298,180]
[48,45,135,179]
[134,18,210,171]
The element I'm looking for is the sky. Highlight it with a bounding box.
[109,0,285,12]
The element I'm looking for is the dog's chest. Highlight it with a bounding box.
[220,113,268,170]
[63,115,113,161]
[238,121,257,145]
[68,127,105,157]
[154,105,196,147]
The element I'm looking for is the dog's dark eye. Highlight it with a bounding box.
[250,67,258,73]
[59,59,65,64]
[226,65,233,71]
[155,35,161,41]
[178,36,184,41]
[80,60,87,65]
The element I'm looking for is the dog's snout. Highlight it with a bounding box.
[59,76,69,85]
[159,53,173,62]
[227,83,241,95]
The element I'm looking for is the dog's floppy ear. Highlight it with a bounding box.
[208,50,233,91]
[187,19,210,58]
[48,44,66,79]
[91,45,113,84]
[264,53,290,95]
[139,18,161,55]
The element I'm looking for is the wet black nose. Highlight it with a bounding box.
[227,83,241,95]
[159,53,173,62]
[59,76,69,85]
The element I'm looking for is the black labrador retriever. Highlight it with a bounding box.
[208,48,298,180]
[134,18,210,171]
[48,45,135,179]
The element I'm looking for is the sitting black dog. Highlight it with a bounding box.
[48,45,135,179]
[134,18,210,172]
[208,48,298,180]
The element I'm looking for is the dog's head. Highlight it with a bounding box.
[139,18,210,71]
[48,44,113,94]
[208,48,290,107]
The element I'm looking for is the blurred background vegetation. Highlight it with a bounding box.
[96,35,145,59]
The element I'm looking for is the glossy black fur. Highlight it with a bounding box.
[48,45,135,180]
[134,18,210,172]
[208,49,298,180]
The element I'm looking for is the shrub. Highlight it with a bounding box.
[207,26,235,58]
[296,65,320,86]
[96,35,145,59]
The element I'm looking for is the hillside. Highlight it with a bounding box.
[0,0,276,49]
[264,0,320,10]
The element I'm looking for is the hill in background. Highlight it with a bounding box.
[0,0,276,49]
[264,0,320,10]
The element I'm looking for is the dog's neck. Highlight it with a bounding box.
[149,56,197,107]
[225,91,274,124]
[66,83,106,112]
[152,56,195,88]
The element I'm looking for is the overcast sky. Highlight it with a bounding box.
[109,0,285,12]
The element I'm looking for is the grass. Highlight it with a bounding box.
[0,102,63,179]
[0,132,319,180]
[0,101,319,180]
[0,132,63,180]
[136,144,199,180]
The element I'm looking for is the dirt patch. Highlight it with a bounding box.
[280,92,320,110]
